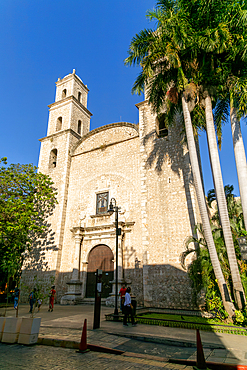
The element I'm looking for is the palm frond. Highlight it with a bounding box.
[213,98,229,149]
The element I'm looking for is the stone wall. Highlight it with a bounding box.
[143,264,195,309]
[137,100,200,309]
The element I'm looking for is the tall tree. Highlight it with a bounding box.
[125,1,236,316]
[158,0,247,309]
[189,0,247,309]
[0,158,57,288]
[214,77,247,231]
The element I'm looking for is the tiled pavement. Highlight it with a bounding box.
[2,304,247,367]
[0,343,193,369]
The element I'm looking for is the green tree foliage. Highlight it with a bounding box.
[183,185,247,321]
[0,157,57,287]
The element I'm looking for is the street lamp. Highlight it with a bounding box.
[108,198,121,318]
[237,236,247,260]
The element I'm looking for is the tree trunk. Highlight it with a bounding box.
[204,93,246,310]
[182,94,235,317]
[230,104,247,230]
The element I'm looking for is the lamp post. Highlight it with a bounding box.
[108,198,120,318]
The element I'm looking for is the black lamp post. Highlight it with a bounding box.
[108,198,120,318]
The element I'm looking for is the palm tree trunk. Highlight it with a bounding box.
[230,104,247,230]
[204,92,246,310]
[182,94,235,317]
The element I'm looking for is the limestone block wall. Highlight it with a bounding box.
[47,101,72,135]
[137,101,200,309]
[143,265,194,309]
[73,123,138,155]
[70,101,91,135]
[38,130,81,272]
[72,77,88,107]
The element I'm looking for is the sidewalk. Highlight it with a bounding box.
[2,304,247,366]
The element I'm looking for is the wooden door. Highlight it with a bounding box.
[86,245,114,298]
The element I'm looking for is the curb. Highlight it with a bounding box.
[169,358,247,370]
[38,338,79,349]
[37,337,169,363]
[37,337,247,368]
[122,351,169,362]
[37,338,124,355]
[105,331,225,349]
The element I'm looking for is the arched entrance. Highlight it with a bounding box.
[86,245,114,298]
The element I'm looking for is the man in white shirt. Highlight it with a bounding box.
[123,287,136,326]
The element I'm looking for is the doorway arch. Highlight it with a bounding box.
[86,244,114,298]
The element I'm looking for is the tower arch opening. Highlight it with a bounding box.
[78,91,81,103]
[56,117,62,131]
[78,120,82,135]
[49,149,58,168]
[62,89,67,99]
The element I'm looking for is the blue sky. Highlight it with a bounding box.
[0,0,246,196]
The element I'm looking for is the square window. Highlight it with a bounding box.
[96,192,109,214]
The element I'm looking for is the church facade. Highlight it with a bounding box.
[37,70,201,309]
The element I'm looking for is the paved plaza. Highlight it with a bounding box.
[0,343,193,369]
[1,304,247,368]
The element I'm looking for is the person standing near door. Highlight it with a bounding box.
[123,287,136,327]
[119,284,127,312]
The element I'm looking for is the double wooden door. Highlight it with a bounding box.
[86,245,114,298]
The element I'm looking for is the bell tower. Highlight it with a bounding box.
[47,69,91,137]
[38,70,92,277]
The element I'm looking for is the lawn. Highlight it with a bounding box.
[138,313,230,325]
[135,312,247,335]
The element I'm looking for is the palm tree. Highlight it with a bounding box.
[204,93,245,309]
[230,104,247,232]
[214,78,247,231]
[169,0,247,309]
[192,0,247,309]
[125,0,236,316]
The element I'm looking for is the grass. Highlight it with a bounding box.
[134,312,247,335]
[138,313,231,325]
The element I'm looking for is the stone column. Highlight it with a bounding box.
[60,227,83,305]
[71,233,82,280]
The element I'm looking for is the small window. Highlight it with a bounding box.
[78,92,81,103]
[78,120,81,135]
[49,149,57,168]
[96,192,109,214]
[56,117,62,131]
[157,113,168,138]
[62,89,67,99]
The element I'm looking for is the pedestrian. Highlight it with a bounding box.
[29,288,36,313]
[13,287,19,310]
[37,298,43,312]
[119,284,127,312]
[123,287,136,327]
[48,285,56,312]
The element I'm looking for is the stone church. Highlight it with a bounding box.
[37,70,201,309]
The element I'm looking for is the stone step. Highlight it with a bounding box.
[75,298,107,305]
